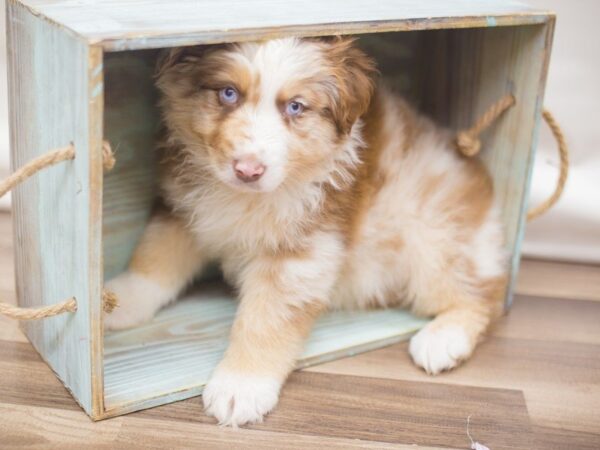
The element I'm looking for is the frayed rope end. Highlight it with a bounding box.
[102,290,119,314]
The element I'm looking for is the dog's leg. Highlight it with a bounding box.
[104,212,205,330]
[408,276,505,375]
[203,231,342,426]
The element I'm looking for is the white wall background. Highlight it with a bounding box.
[521,0,600,263]
[1,1,599,262]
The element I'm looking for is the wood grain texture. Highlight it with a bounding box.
[516,258,600,302]
[309,297,600,442]
[15,0,552,51]
[492,295,600,345]
[115,416,452,450]
[102,283,427,415]
[0,210,21,342]
[6,2,103,417]
[0,340,81,412]
[102,50,160,281]
[1,207,599,448]
[0,403,454,450]
[0,404,123,448]
[1,340,531,450]
[533,425,600,450]
[136,372,534,450]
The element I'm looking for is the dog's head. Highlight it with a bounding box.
[157,37,376,193]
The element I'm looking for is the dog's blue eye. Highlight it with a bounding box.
[219,86,239,105]
[286,100,304,117]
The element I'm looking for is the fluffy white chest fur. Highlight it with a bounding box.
[105,37,507,427]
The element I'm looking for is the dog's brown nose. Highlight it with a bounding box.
[233,158,265,183]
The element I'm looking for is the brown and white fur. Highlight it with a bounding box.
[105,37,507,427]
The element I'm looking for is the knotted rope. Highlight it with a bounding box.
[454,95,569,221]
[0,141,118,320]
[0,290,118,320]
[102,140,116,171]
[455,95,516,157]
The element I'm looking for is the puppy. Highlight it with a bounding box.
[105,37,507,427]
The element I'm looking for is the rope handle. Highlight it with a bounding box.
[454,95,569,222]
[526,110,569,221]
[0,141,118,320]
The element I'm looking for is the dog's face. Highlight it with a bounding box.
[157,37,376,193]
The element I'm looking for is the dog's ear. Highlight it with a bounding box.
[320,37,378,134]
[155,46,208,79]
[155,45,221,98]
[155,48,186,78]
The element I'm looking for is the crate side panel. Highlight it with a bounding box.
[102,50,161,280]
[17,0,551,51]
[502,22,554,305]
[6,3,103,415]
[414,24,551,306]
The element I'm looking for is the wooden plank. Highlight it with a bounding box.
[15,0,552,51]
[102,282,427,415]
[516,259,600,302]
[137,371,534,450]
[1,404,451,450]
[0,340,81,412]
[0,210,23,341]
[533,425,600,450]
[0,404,123,448]
[6,2,103,417]
[310,305,600,437]
[117,420,449,450]
[89,40,106,421]
[493,295,600,345]
[0,289,25,342]
[102,50,160,281]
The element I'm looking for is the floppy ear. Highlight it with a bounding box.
[155,46,208,79]
[155,48,186,78]
[321,37,378,134]
[155,45,219,99]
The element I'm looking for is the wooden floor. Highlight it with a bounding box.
[0,212,599,449]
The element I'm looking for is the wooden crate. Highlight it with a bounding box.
[6,0,554,420]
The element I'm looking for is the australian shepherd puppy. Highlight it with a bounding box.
[105,37,507,427]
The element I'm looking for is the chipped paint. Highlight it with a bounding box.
[91,81,103,98]
[91,62,103,78]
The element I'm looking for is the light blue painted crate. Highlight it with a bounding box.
[6,0,553,420]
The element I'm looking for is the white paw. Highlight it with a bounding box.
[203,369,281,427]
[409,324,473,375]
[104,272,173,331]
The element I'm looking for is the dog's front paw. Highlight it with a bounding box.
[409,324,473,375]
[203,369,281,427]
[104,271,173,331]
